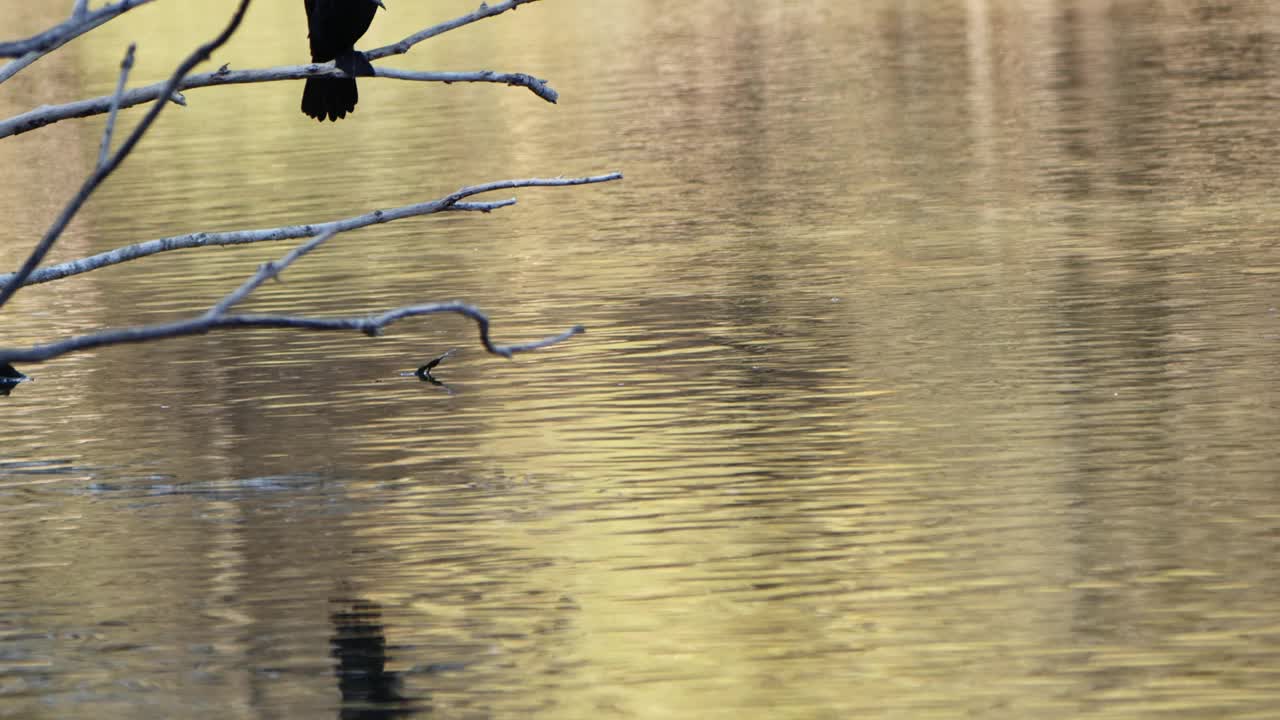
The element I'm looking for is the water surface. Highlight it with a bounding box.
[3,1,1280,718]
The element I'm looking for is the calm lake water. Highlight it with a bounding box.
[3,0,1280,717]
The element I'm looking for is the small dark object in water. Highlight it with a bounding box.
[399,349,458,388]
[0,363,30,397]
[415,349,457,380]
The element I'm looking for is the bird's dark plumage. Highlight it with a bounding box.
[302,0,384,122]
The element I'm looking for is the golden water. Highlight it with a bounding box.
[3,1,1280,717]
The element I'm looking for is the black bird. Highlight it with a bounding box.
[302,0,385,122]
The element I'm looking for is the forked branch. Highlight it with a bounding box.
[0,222,585,365]
[0,0,253,311]
[0,0,615,375]
[0,0,552,139]
[0,173,622,289]
[0,0,158,82]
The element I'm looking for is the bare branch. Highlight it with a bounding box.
[0,304,583,366]
[1,0,155,57]
[98,44,137,168]
[0,0,158,83]
[0,173,610,369]
[0,0,253,312]
[376,68,557,103]
[1,0,553,138]
[366,0,541,61]
[206,227,342,317]
[0,64,556,139]
[1,176,592,366]
[0,201,503,288]
[0,174,622,288]
[0,0,606,378]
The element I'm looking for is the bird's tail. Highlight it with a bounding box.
[301,77,359,122]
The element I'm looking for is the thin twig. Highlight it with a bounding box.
[0,0,158,83]
[1,183,594,367]
[0,174,622,289]
[375,68,556,103]
[0,0,253,312]
[0,65,556,139]
[0,201,506,288]
[0,0,603,374]
[205,227,341,317]
[98,44,137,168]
[0,0,155,56]
[366,0,541,61]
[0,304,584,365]
[1,0,553,138]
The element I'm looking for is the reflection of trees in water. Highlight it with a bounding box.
[331,598,427,719]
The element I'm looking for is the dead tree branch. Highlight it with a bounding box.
[0,306,585,365]
[0,173,621,289]
[98,43,137,166]
[365,0,540,61]
[0,66,555,138]
[0,221,585,366]
[206,227,343,318]
[0,0,158,83]
[0,0,253,312]
[1,0,615,377]
[0,0,553,139]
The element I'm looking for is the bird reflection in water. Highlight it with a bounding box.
[330,598,427,718]
[0,363,30,397]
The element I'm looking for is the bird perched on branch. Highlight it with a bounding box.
[302,0,385,122]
